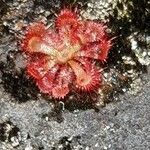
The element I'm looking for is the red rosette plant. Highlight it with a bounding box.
[21,9,112,99]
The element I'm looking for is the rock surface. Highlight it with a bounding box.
[0,69,150,150]
[0,0,150,149]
